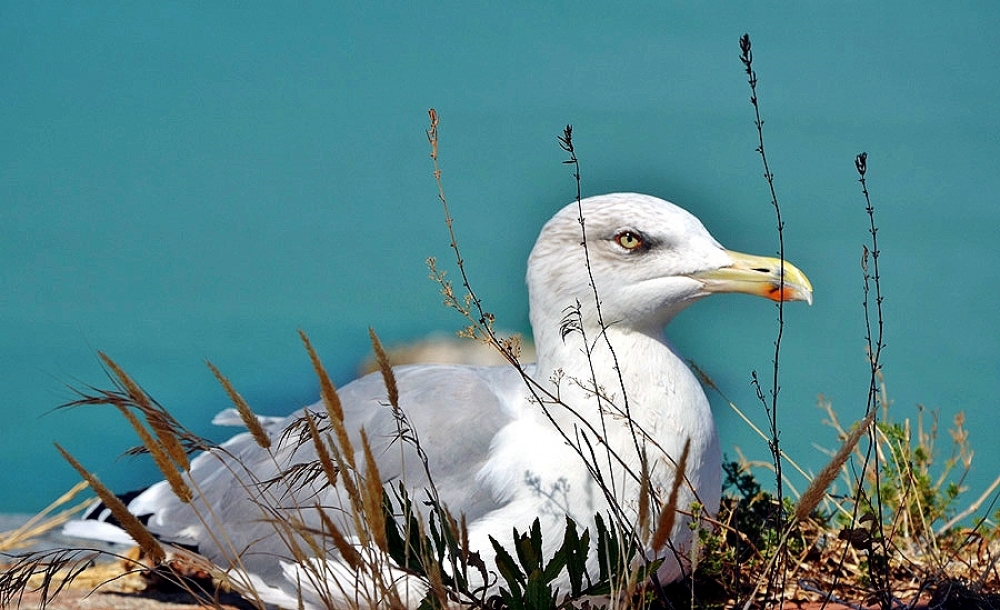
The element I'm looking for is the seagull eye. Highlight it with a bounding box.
[614,231,644,251]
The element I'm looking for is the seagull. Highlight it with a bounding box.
[65,193,812,608]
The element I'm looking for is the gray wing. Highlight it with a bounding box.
[339,364,522,519]
[131,363,526,587]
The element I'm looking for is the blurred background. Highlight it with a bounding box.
[2,3,998,515]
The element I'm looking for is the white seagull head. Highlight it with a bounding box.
[526,193,813,339]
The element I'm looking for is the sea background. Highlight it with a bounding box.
[2,4,999,517]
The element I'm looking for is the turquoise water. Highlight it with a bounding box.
[3,4,999,514]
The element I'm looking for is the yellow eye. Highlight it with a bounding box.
[614,231,644,250]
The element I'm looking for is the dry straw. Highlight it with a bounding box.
[54,444,165,565]
[0,481,90,552]
[305,410,340,487]
[794,408,877,523]
[360,429,387,552]
[299,330,357,473]
[98,351,190,472]
[317,509,363,571]
[651,439,691,552]
[207,361,271,450]
[368,327,399,408]
[115,401,192,503]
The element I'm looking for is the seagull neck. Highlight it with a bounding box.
[526,320,714,477]
[532,322,687,395]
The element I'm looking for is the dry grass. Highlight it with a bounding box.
[0,482,90,554]
[700,378,1000,609]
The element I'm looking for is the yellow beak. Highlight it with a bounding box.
[690,250,813,305]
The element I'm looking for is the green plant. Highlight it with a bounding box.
[487,515,655,610]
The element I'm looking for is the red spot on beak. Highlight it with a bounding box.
[767,285,788,302]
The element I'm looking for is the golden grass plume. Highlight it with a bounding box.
[651,438,691,552]
[794,407,877,523]
[54,443,165,565]
[207,360,271,450]
[98,351,190,472]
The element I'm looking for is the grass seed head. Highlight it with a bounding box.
[795,408,876,523]
[368,328,399,409]
[99,351,191,472]
[207,361,271,450]
[112,403,192,503]
[305,410,339,487]
[359,428,387,552]
[651,438,691,552]
[55,443,165,565]
[299,329,345,423]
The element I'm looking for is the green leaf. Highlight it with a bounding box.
[523,570,557,610]
[429,509,446,564]
[382,485,428,575]
[558,517,588,595]
[540,547,566,586]
[514,519,543,575]
[530,518,543,566]
[491,535,525,592]
[594,513,618,583]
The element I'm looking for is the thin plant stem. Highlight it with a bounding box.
[740,32,788,600]
[426,109,493,332]
[856,151,893,609]
[558,125,646,503]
